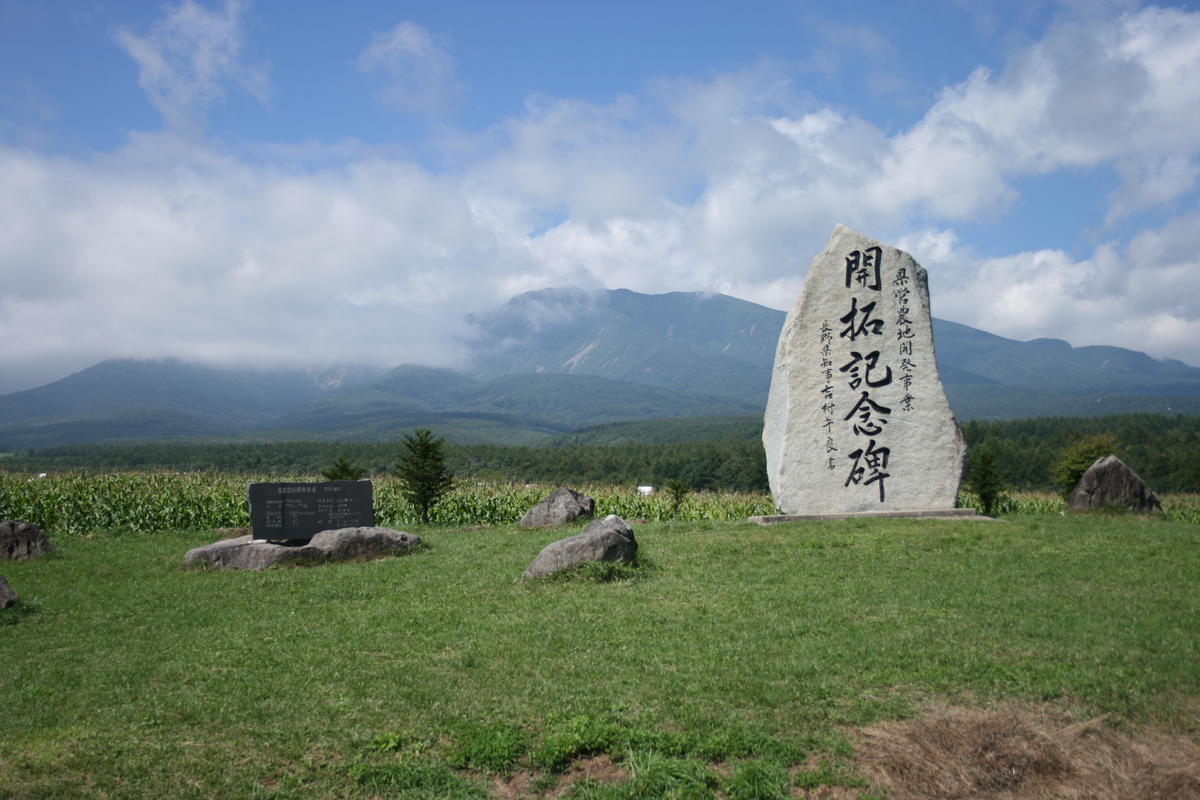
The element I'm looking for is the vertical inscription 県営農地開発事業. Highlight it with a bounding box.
[764,225,965,514]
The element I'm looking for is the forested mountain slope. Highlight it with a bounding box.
[2,288,1199,449]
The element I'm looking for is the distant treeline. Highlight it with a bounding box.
[1,413,1197,493]
[0,439,768,492]
[960,413,1200,492]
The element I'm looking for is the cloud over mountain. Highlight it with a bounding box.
[0,2,1198,394]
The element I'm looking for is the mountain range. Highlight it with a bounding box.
[2,287,1199,450]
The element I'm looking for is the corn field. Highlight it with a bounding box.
[2,472,1197,536]
[956,489,1200,523]
[0,472,776,536]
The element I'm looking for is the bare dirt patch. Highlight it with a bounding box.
[488,755,626,800]
[855,703,1200,799]
[454,705,1199,799]
[488,769,536,800]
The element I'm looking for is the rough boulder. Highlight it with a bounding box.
[0,575,15,608]
[522,514,637,579]
[1068,455,1162,513]
[182,527,422,571]
[1,520,52,561]
[519,487,595,528]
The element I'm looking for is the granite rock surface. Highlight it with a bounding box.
[1068,455,1162,512]
[519,487,595,528]
[0,575,16,608]
[182,527,422,570]
[1,521,52,561]
[522,514,637,579]
[764,225,966,514]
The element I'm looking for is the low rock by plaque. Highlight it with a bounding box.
[1,520,52,561]
[182,527,421,571]
[1068,455,1162,513]
[0,575,16,608]
[519,487,595,528]
[522,514,637,579]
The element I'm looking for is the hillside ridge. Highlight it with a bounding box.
[1,287,1198,449]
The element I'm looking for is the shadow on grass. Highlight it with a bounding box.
[527,555,657,585]
[0,598,40,626]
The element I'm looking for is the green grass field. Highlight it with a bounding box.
[2,512,1198,798]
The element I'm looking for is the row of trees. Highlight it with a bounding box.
[3,413,1197,495]
[965,432,1124,515]
[959,414,1200,492]
[2,439,768,491]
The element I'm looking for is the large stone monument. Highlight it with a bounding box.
[763,225,966,515]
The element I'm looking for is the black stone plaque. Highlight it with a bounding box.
[248,480,374,541]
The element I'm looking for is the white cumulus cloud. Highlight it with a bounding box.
[2,3,1200,394]
[878,6,1200,220]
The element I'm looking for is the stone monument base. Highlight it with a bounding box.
[749,508,984,525]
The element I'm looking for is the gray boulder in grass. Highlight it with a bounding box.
[1068,455,1162,513]
[182,527,422,571]
[519,487,595,528]
[522,514,637,579]
[1,520,52,561]
[0,575,16,608]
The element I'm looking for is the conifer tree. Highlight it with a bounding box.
[394,429,454,524]
[321,455,367,481]
[663,479,689,518]
[965,446,1006,516]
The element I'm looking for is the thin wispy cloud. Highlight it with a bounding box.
[357,21,461,116]
[114,0,268,136]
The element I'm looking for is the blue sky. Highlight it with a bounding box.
[2,0,1199,392]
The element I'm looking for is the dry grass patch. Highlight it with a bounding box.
[487,755,626,799]
[856,703,1200,799]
